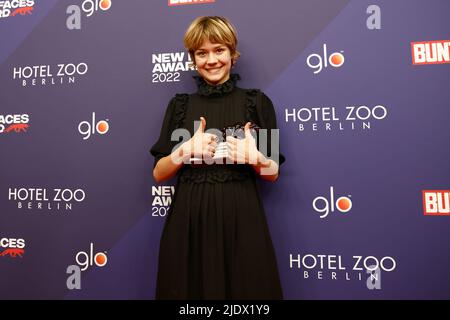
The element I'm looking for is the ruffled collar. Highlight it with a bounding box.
[193,73,240,97]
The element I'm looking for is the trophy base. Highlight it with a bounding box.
[189,142,229,164]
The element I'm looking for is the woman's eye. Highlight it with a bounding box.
[217,48,224,53]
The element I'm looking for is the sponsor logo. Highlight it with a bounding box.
[152,185,174,217]
[289,253,396,289]
[0,114,29,134]
[411,40,450,65]
[78,112,109,140]
[312,186,352,219]
[423,190,450,216]
[66,0,112,30]
[285,104,388,133]
[0,0,35,19]
[307,44,344,74]
[8,187,86,212]
[152,51,195,83]
[67,243,108,290]
[0,237,25,258]
[12,62,88,87]
[75,243,107,271]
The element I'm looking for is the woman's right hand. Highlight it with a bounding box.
[180,117,217,163]
[157,117,217,182]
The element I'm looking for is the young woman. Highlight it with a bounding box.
[150,16,284,299]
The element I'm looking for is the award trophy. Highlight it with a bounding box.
[190,122,260,164]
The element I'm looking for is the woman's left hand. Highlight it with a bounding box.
[226,122,260,164]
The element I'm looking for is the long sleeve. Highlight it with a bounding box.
[258,92,286,166]
[149,96,177,168]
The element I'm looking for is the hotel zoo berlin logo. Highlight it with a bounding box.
[0,0,35,19]
[12,62,89,87]
[285,103,388,133]
[8,187,86,212]
[0,237,25,259]
[290,253,397,290]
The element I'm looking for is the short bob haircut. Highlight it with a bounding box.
[184,16,240,66]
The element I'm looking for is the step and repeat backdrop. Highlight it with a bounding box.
[1,0,449,299]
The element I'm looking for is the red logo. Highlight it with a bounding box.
[423,190,450,216]
[11,6,33,16]
[0,248,25,258]
[0,114,30,134]
[411,40,450,65]
[0,1,35,19]
[0,238,26,258]
[168,0,215,6]
[4,123,29,133]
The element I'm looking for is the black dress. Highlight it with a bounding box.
[150,74,284,299]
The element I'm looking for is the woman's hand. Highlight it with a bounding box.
[225,122,260,164]
[226,122,279,181]
[179,117,217,163]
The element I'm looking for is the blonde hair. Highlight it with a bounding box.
[184,16,240,66]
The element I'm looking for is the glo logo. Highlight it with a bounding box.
[75,243,107,271]
[78,112,109,140]
[312,186,352,219]
[67,242,107,289]
[66,243,107,290]
[66,0,112,30]
[306,44,345,74]
[81,0,111,16]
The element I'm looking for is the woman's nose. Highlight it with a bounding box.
[207,53,218,64]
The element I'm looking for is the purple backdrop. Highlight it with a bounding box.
[1,0,449,299]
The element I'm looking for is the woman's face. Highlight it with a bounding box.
[194,39,232,85]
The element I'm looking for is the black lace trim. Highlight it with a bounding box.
[193,73,241,97]
[178,165,254,184]
[172,93,189,129]
[171,89,259,130]
[173,77,259,129]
